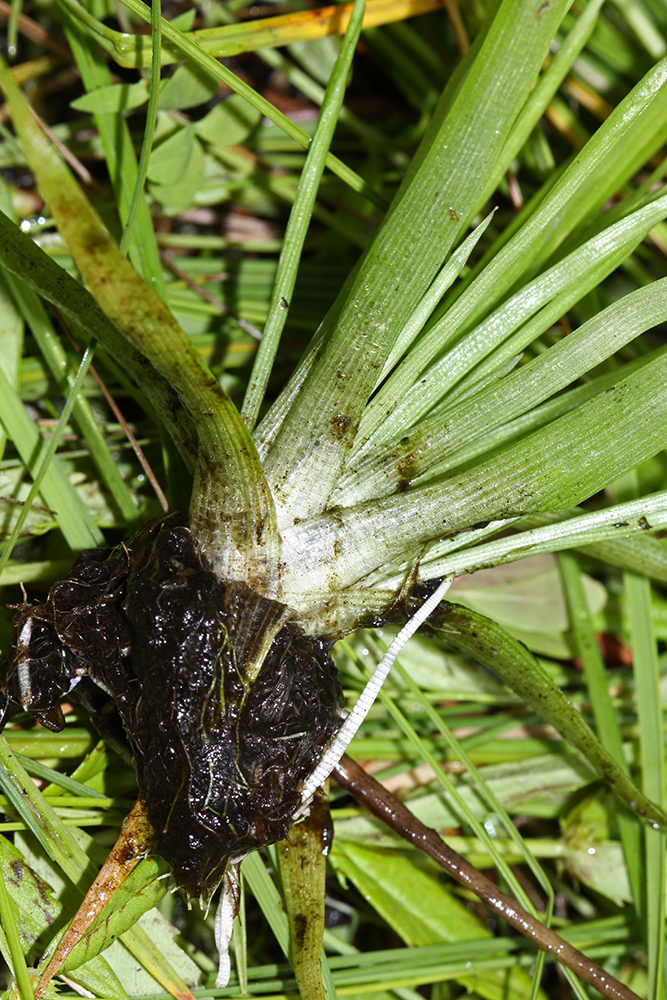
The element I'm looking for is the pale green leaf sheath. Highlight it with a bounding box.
[256,0,570,530]
[0,55,280,593]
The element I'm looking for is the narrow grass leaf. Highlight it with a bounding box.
[119,0,161,258]
[0,363,103,551]
[0,340,97,575]
[0,269,22,465]
[381,494,667,601]
[1,268,139,522]
[625,570,666,996]
[0,737,97,889]
[0,835,128,1000]
[57,0,442,66]
[65,0,387,210]
[60,13,165,296]
[422,54,667,357]
[281,348,667,593]
[259,0,570,525]
[330,841,541,1000]
[558,552,643,905]
[344,270,667,502]
[0,837,37,1000]
[347,637,544,915]
[376,212,495,386]
[241,0,366,430]
[474,0,605,211]
[241,851,289,957]
[427,603,667,833]
[351,199,667,480]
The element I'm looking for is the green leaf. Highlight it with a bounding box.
[0,58,280,587]
[451,555,606,635]
[54,857,171,974]
[241,0,367,429]
[61,15,165,294]
[336,754,598,833]
[62,954,128,1000]
[343,205,667,500]
[149,128,204,212]
[0,834,59,976]
[2,264,139,523]
[0,228,23,464]
[59,0,385,208]
[241,851,289,957]
[70,79,149,113]
[258,0,571,525]
[563,799,632,907]
[278,791,335,1000]
[158,61,219,110]
[195,93,262,146]
[168,7,195,31]
[147,123,198,184]
[0,361,104,551]
[428,602,667,832]
[284,343,667,595]
[330,841,542,1000]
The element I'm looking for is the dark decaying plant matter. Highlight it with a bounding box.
[0,513,343,900]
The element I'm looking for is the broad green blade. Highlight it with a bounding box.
[46,859,170,976]
[280,346,667,594]
[258,0,570,525]
[342,269,667,502]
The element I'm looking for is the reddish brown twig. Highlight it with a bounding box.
[85,361,169,512]
[333,754,640,1000]
[159,250,262,342]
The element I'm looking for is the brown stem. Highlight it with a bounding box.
[333,754,641,1000]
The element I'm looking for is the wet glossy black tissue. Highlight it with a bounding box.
[0,512,343,899]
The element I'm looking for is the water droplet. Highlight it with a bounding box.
[484,816,498,839]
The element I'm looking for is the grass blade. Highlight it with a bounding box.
[260,0,570,524]
[428,603,667,833]
[241,0,366,430]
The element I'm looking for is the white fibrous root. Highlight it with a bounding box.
[214,860,243,988]
[297,575,454,813]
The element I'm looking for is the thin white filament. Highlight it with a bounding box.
[214,860,241,988]
[299,575,454,807]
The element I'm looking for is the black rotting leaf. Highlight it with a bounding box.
[0,512,343,900]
